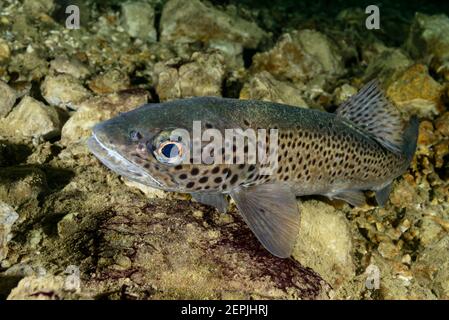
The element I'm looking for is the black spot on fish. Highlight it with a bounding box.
[191,168,199,175]
[186,181,195,188]
[199,176,208,183]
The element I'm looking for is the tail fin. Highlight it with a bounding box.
[402,116,419,164]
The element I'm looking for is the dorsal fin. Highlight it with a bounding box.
[336,80,403,154]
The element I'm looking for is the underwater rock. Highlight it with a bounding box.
[153,60,180,101]
[251,30,344,85]
[239,71,309,108]
[88,69,131,94]
[435,112,449,137]
[41,74,91,110]
[178,52,225,98]
[7,275,82,300]
[61,89,148,145]
[154,52,225,101]
[122,179,167,199]
[363,48,413,83]
[49,57,90,80]
[332,83,357,106]
[0,202,19,263]
[121,1,157,42]
[413,235,449,299]
[160,0,266,57]
[8,51,48,82]
[80,199,330,299]
[368,253,436,299]
[1,96,61,139]
[23,0,55,15]
[0,38,10,63]
[0,81,17,118]
[386,64,444,117]
[406,13,449,81]
[292,200,354,288]
[0,166,48,212]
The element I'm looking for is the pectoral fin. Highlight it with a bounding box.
[330,190,366,207]
[230,183,300,258]
[191,193,228,213]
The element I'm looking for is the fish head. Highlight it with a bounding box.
[88,98,243,192]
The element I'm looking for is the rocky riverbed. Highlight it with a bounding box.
[0,0,448,300]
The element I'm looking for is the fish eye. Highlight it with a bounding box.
[154,141,185,165]
[129,130,142,142]
[161,142,179,158]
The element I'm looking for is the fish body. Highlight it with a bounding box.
[88,81,419,258]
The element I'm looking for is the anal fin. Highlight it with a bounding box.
[230,183,300,258]
[375,183,392,207]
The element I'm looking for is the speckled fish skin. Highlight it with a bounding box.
[88,80,419,258]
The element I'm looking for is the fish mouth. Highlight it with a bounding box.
[87,133,163,188]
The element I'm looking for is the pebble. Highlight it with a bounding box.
[121,1,157,42]
[41,74,91,110]
[0,80,17,118]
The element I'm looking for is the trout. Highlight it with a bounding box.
[88,80,419,258]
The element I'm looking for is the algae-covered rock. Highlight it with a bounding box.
[406,13,449,80]
[160,0,267,53]
[363,48,413,82]
[386,64,444,117]
[8,52,48,82]
[292,200,354,288]
[251,30,344,85]
[81,199,330,299]
[240,71,309,108]
[332,83,357,106]
[121,1,157,42]
[88,69,131,95]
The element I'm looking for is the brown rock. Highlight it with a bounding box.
[41,74,91,110]
[435,112,449,137]
[160,0,266,50]
[154,52,225,101]
[240,71,309,108]
[61,89,148,145]
[0,81,17,118]
[386,64,444,117]
[406,13,449,80]
[251,30,344,85]
[1,96,61,139]
[88,69,131,94]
